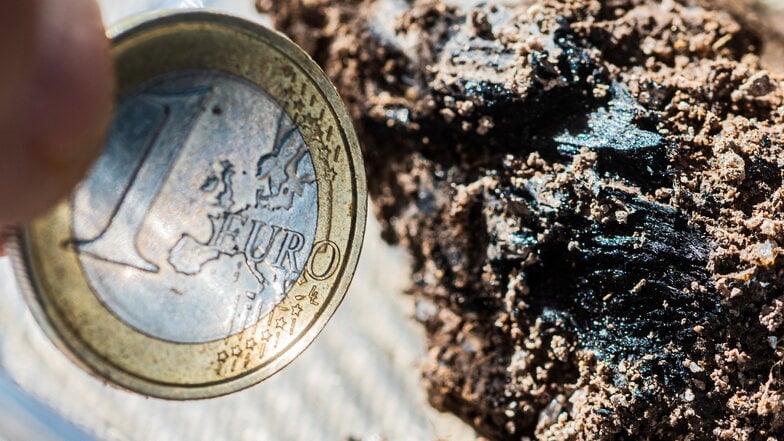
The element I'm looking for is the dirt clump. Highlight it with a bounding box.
[267,0,784,439]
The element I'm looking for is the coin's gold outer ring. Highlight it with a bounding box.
[8,10,367,400]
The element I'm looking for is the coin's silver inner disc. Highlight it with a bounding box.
[71,70,318,343]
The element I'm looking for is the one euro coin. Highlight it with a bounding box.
[9,10,366,399]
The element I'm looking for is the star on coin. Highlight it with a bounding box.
[275,317,288,329]
[290,304,303,317]
[324,165,338,182]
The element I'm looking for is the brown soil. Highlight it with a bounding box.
[266,0,784,439]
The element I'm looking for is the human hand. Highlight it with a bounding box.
[0,0,113,255]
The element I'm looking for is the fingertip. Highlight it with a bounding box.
[31,0,114,166]
[0,0,113,226]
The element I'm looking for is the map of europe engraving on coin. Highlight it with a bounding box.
[72,70,318,343]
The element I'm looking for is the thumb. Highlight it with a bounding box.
[0,0,113,253]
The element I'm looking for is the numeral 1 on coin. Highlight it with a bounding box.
[77,87,211,272]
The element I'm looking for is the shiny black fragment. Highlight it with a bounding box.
[555,85,670,190]
[522,188,719,389]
